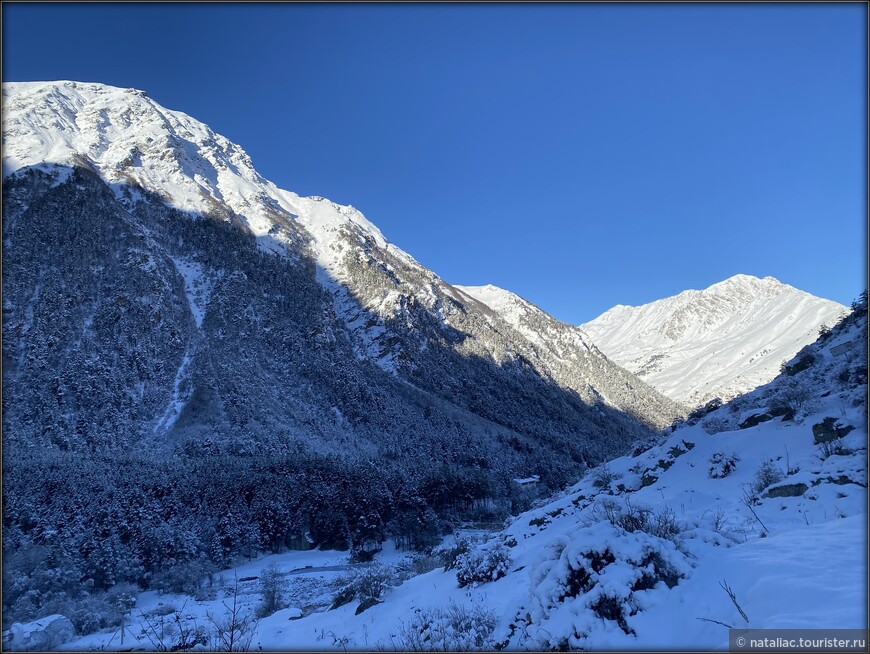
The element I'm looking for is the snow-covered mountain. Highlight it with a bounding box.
[581,274,847,408]
[2,80,400,265]
[1,81,693,640]
[455,284,567,350]
[4,80,865,652]
[1,81,690,638]
[3,82,680,458]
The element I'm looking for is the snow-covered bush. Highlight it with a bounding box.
[596,498,683,542]
[150,557,216,598]
[19,581,140,637]
[354,565,393,603]
[332,565,394,610]
[708,507,730,535]
[769,377,817,419]
[454,542,512,588]
[105,582,138,610]
[70,600,111,635]
[592,464,616,489]
[396,552,443,580]
[398,602,497,651]
[65,594,121,635]
[520,523,690,650]
[708,452,740,478]
[701,414,731,435]
[433,535,476,572]
[751,459,785,495]
[818,439,854,460]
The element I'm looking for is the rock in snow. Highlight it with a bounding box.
[3,615,76,652]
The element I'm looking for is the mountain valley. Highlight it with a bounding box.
[1,81,865,651]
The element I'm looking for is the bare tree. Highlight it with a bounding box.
[740,487,770,534]
[138,602,208,652]
[206,577,259,652]
[256,563,286,618]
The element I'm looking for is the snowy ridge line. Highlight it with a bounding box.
[455,282,683,416]
[1,80,419,283]
[2,80,467,380]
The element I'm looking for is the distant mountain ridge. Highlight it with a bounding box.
[581,274,847,408]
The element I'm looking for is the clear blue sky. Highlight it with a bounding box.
[3,2,866,323]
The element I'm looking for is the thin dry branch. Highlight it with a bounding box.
[696,616,735,630]
[720,579,750,624]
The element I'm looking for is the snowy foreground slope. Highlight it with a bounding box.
[582,274,847,409]
[56,300,867,651]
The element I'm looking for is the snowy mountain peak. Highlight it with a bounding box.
[707,273,785,294]
[2,80,391,262]
[456,283,578,343]
[455,284,526,316]
[581,275,847,408]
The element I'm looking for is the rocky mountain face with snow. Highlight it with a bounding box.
[456,283,674,425]
[581,274,847,409]
[2,80,680,481]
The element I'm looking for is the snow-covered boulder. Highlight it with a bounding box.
[3,614,75,651]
